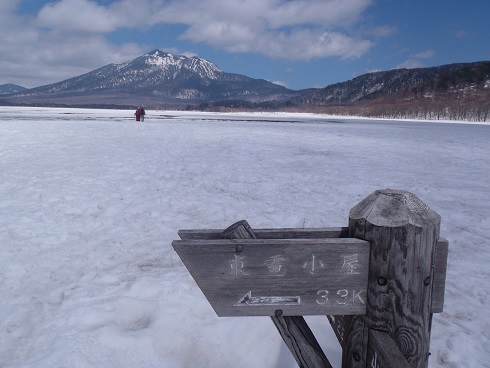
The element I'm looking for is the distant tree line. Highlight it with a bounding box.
[184,98,490,122]
[3,94,488,122]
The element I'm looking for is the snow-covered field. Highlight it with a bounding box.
[1,106,489,367]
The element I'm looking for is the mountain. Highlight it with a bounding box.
[0,84,27,95]
[295,62,490,105]
[3,52,489,121]
[5,50,307,108]
[290,61,490,121]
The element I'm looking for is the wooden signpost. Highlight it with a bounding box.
[172,237,370,317]
[172,189,449,368]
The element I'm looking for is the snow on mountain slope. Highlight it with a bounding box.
[7,50,298,105]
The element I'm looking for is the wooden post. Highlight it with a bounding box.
[341,189,440,368]
[222,220,333,368]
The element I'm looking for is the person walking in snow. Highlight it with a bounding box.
[139,106,145,122]
[135,108,141,121]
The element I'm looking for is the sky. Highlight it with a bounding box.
[1,0,489,90]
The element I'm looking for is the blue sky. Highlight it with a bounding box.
[1,0,489,90]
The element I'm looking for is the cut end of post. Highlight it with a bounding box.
[222,220,257,239]
[349,189,441,230]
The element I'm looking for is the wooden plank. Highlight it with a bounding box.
[432,238,448,313]
[178,227,350,240]
[223,220,332,368]
[178,227,447,311]
[172,238,370,317]
[367,329,411,368]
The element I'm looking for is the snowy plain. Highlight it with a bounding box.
[1,106,489,367]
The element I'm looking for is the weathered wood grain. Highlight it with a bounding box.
[178,227,350,240]
[172,237,370,316]
[326,315,346,345]
[272,316,333,368]
[173,192,448,367]
[223,220,332,368]
[222,219,257,239]
[178,227,447,312]
[341,189,440,368]
[432,238,448,313]
[327,237,448,348]
[367,329,411,368]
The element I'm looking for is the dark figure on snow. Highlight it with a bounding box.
[139,107,145,122]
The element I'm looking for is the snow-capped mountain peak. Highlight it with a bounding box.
[145,50,186,67]
[144,49,222,80]
[5,49,301,107]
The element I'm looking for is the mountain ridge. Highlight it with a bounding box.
[295,61,490,105]
[2,51,489,121]
[0,83,27,95]
[7,50,306,107]
[287,61,490,121]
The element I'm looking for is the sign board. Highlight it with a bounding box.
[172,238,370,317]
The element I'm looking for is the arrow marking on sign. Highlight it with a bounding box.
[234,291,301,307]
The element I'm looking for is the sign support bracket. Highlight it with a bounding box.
[222,220,333,368]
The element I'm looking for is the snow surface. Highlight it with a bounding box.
[1,106,489,367]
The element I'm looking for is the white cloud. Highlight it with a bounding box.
[0,1,153,87]
[370,25,397,37]
[0,0,376,87]
[455,29,470,38]
[44,0,372,61]
[392,49,435,71]
[414,49,435,59]
[179,25,371,60]
[0,4,145,87]
[38,0,110,33]
[272,80,289,88]
[154,0,374,60]
[153,0,372,29]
